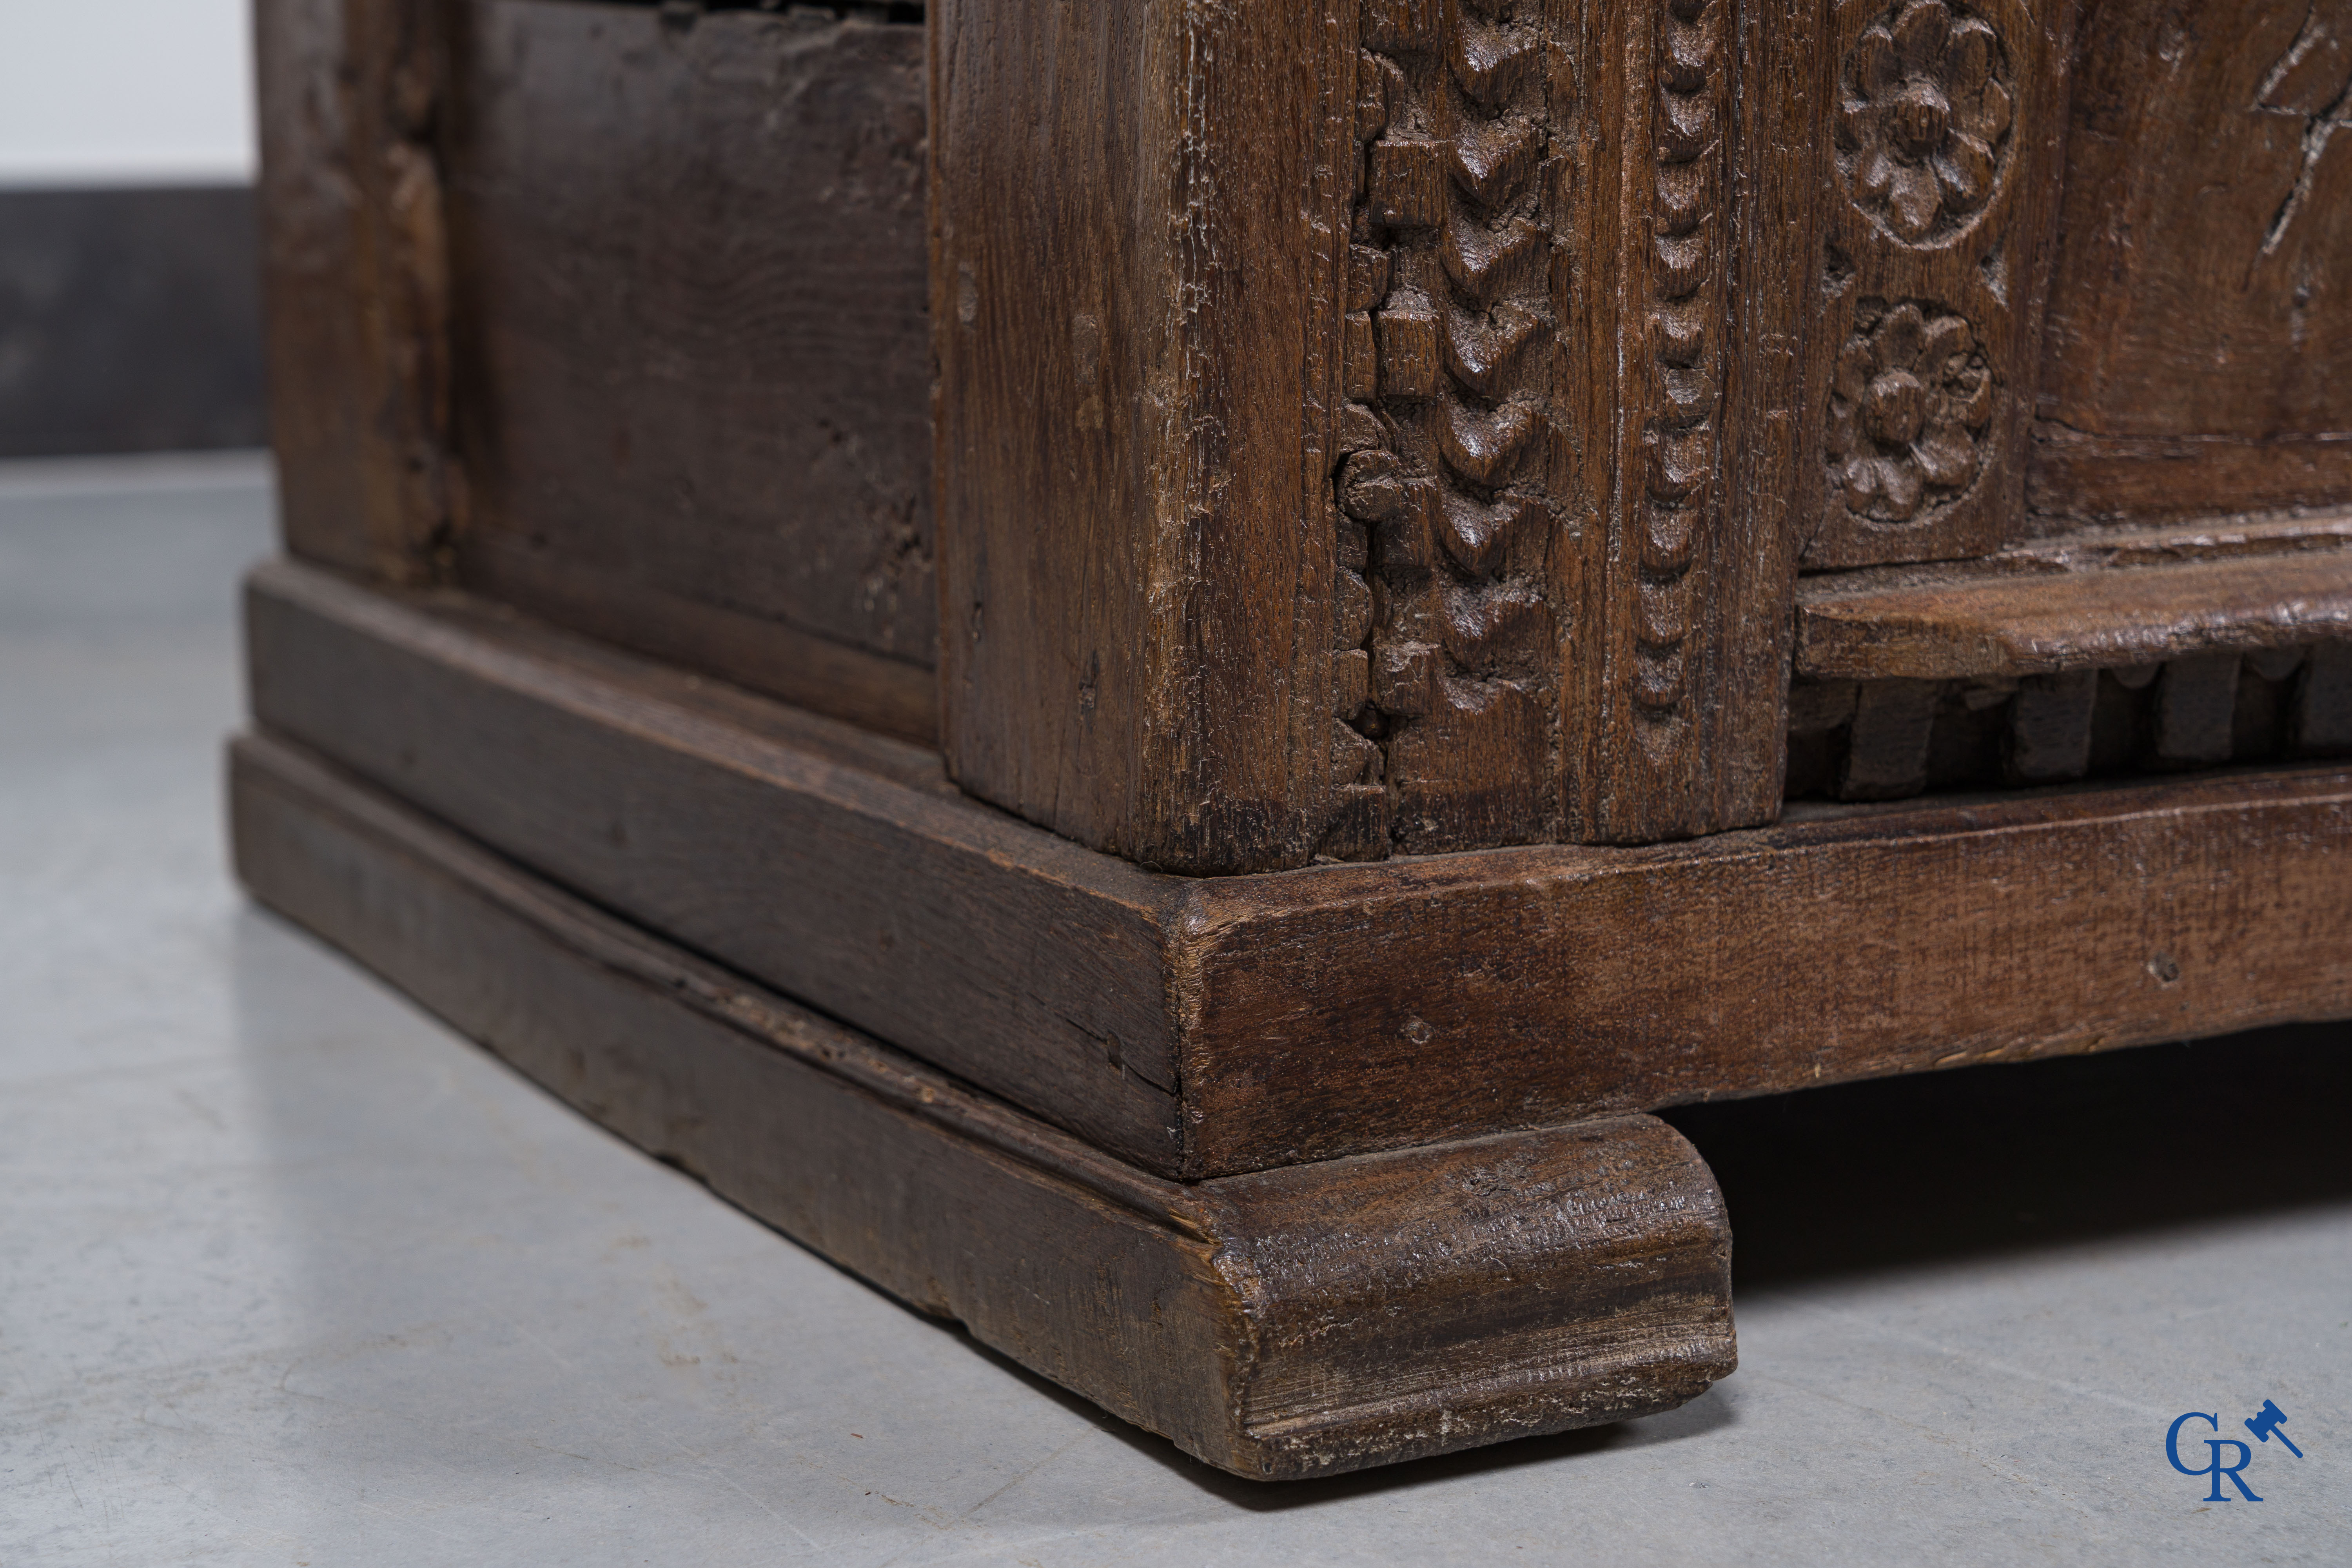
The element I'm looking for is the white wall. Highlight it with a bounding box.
[0,1,255,187]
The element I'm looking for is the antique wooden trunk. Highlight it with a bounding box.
[234,0,2352,1477]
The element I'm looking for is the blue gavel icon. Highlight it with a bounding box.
[2245,1400,2304,1459]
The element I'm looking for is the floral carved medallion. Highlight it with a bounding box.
[1828,299,1996,523]
[1836,0,2013,244]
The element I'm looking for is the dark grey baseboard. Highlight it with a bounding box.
[0,185,265,459]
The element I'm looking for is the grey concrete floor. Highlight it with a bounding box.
[2,454,2348,1565]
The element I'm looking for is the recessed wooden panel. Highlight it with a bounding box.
[2034,0,2352,519]
[443,0,937,728]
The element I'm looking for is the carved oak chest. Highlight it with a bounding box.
[234,0,2352,1477]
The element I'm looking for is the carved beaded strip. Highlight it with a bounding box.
[1633,0,1728,728]
[1329,0,1562,857]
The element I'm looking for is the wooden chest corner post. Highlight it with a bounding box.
[256,0,457,586]
[930,0,1356,874]
[931,0,1844,870]
[919,0,1774,1456]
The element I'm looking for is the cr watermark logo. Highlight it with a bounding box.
[2165,1401,2307,1502]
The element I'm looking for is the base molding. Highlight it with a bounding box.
[228,732,1736,1479]
[245,560,2352,1179]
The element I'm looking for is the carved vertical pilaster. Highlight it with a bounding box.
[1626,0,1730,750]
[1332,0,1570,857]
[1555,0,1811,842]
[1802,0,2078,568]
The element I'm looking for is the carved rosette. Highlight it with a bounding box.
[1326,0,1564,857]
[1827,298,1994,521]
[1808,0,2049,568]
[1835,0,2013,245]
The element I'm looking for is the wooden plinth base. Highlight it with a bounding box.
[229,733,1737,1480]
[246,561,2352,1181]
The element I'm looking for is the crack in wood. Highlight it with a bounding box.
[2252,5,2352,260]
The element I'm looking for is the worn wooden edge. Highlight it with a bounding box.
[1796,551,2352,680]
[257,0,454,586]
[458,530,938,746]
[228,730,1737,1479]
[1817,509,2352,590]
[244,557,1189,1173]
[248,559,2352,1178]
[1175,763,2352,1167]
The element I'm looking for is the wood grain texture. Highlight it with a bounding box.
[244,558,1185,1171]
[1177,764,2352,1167]
[2030,431,2352,521]
[2034,0,2352,520]
[1813,507,2352,580]
[229,730,1737,1480]
[1798,550,2352,678]
[247,563,2352,1176]
[2007,666,2097,780]
[931,0,1353,873]
[443,1,937,731]
[459,531,936,746]
[1803,0,2079,566]
[256,0,454,583]
[1711,0,1829,832]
